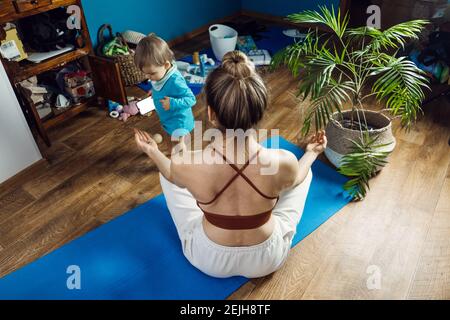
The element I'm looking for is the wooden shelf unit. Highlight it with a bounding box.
[42,98,93,130]
[0,0,95,147]
[0,0,79,24]
[13,47,90,83]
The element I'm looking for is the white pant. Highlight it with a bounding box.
[159,169,312,278]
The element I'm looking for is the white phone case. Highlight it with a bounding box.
[136,96,156,115]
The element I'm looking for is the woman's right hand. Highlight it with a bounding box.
[306,130,327,154]
[134,128,158,155]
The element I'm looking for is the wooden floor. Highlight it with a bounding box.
[1,17,449,299]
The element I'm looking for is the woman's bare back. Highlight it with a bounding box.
[174,143,294,246]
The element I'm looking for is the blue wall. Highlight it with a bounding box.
[81,0,341,47]
[81,0,241,46]
[241,0,340,17]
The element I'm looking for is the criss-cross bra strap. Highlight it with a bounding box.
[213,147,279,200]
[196,147,260,205]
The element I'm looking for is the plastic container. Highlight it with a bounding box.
[209,24,238,61]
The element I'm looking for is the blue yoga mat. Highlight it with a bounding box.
[0,137,350,300]
[138,26,295,95]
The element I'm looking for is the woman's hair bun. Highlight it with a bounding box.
[204,50,267,131]
[221,51,255,79]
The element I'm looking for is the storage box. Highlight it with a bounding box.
[65,80,95,104]
[0,27,28,62]
[247,49,272,66]
[236,35,258,54]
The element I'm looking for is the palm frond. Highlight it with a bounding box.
[271,31,321,77]
[378,20,428,49]
[371,56,429,127]
[338,134,392,200]
[346,26,383,41]
[287,5,349,39]
[299,52,339,98]
[346,20,428,50]
[301,79,354,135]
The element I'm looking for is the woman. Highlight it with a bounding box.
[134,51,327,278]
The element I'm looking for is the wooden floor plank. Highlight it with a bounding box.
[0,124,154,246]
[42,141,77,166]
[407,164,450,299]
[299,122,449,299]
[397,124,450,213]
[247,207,350,299]
[21,114,152,199]
[0,159,49,199]
[0,187,35,222]
[95,174,163,224]
[227,282,257,300]
[47,107,105,142]
[0,217,101,278]
[0,173,132,277]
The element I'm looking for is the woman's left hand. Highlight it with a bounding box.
[306,130,327,154]
[134,128,158,155]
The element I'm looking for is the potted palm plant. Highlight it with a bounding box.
[272,6,429,200]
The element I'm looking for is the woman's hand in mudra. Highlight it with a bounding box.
[306,130,327,154]
[134,128,158,155]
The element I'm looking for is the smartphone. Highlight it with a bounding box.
[136,96,156,115]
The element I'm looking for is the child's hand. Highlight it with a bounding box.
[147,90,152,97]
[134,128,158,155]
[160,96,170,110]
[306,130,327,154]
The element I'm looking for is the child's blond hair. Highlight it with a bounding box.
[134,33,175,70]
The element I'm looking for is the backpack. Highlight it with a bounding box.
[19,7,77,52]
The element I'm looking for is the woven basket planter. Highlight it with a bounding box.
[114,52,148,86]
[324,110,396,169]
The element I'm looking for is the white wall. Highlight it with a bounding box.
[0,62,42,184]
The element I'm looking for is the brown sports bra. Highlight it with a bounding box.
[197,147,279,230]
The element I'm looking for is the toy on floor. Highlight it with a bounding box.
[153,133,163,144]
[247,49,272,66]
[199,53,215,77]
[118,101,139,122]
[108,100,123,118]
[236,35,258,54]
[179,53,216,85]
[108,99,139,121]
[192,51,200,65]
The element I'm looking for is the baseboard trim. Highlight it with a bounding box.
[240,9,329,32]
[167,9,329,50]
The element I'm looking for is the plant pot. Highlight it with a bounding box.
[324,110,396,169]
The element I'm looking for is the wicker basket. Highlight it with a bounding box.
[324,110,396,169]
[97,24,147,86]
[114,49,147,86]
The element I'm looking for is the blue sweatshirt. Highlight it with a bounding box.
[151,69,196,137]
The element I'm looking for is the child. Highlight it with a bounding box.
[134,34,196,140]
